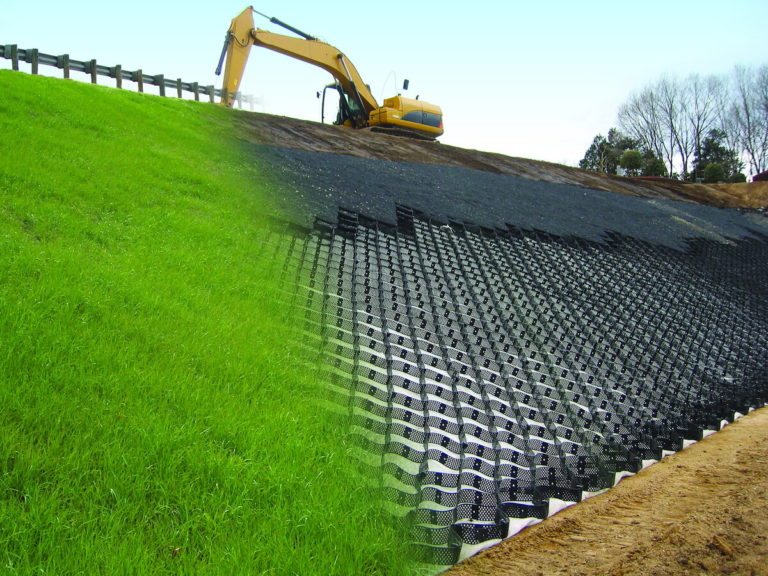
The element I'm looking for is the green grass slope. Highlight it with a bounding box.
[0,71,413,575]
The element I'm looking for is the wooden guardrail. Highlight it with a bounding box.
[0,44,259,110]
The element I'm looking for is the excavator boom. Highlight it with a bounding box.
[217,7,443,138]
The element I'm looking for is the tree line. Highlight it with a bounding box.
[580,65,767,182]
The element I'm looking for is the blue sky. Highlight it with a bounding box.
[2,1,765,166]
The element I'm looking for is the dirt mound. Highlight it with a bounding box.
[230,110,768,210]
[446,407,768,576]
[711,181,768,209]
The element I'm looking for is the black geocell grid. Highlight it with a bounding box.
[278,205,768,567]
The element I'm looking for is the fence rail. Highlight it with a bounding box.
[0,44,258,110]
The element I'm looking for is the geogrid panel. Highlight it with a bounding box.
[283,206,768,566]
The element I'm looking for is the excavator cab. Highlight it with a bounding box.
[319,81,443,138]
[319,82,361,127]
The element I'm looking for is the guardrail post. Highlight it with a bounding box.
[113,64,122,88]
[191,82,199,101]
[134,70,143,93]
[7,44,19,71]
[176,78,182,98]
[207,85,215,103]
[155,74,165,96]
[88,59,97,84]
[29,48,39,74]
[57,54,70,78]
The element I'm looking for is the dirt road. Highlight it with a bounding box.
[446,407,768,576]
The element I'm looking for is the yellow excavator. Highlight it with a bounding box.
[215,6,443,140]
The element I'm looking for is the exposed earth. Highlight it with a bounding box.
[446,407,768,576]
[229,110,768,210]
[235,110,768,575]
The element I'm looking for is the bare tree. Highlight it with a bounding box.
[616,66,767,179]
[756,64,768,173]
[619,79,691,177]
[731,65,768,175]
[657,77,694,179]
[618,86,672,173]
[686,74,724,180]
[758,65,768,116]
[714,76,741,160]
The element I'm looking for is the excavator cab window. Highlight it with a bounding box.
[320,84,339,124]
[335,93,351,125]
[320,83,362,127]
[338,91,365,126]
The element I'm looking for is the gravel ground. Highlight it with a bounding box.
[253,144,768,251]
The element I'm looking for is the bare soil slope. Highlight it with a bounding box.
[447,407,768,576]
[230,110,768,209]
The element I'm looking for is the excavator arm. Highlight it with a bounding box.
[216,6,444,139]
[217,7,378,127]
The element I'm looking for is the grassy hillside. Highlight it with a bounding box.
[0,71,414,575]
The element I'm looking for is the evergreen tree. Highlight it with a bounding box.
[692,129,744,181]
[619,150,643,176]
[703,162,726,183]
[642,150,668,177]
[579,129,639,174]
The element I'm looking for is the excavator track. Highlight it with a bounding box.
[367,125,438,142]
